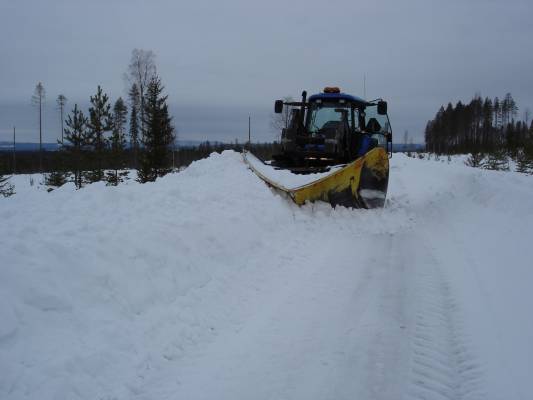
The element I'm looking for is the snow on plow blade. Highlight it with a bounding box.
[243,147,389,209]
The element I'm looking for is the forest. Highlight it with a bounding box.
[424,93,533,171]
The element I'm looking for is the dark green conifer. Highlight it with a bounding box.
[87,86,112,182]
[137,76,175,183]
[63,104,89,189]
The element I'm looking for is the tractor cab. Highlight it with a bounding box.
[274,87,391,168]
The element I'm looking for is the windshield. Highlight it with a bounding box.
[306,103,355,135]
[364,104,391,147]
[364,104,391,135]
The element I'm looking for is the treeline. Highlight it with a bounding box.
[0,142,281,174]
[425,93,533,172]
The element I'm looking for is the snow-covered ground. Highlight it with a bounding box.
[1,152,532,400]
[406,152,527,173]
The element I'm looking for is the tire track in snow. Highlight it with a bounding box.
[408,248,484,400]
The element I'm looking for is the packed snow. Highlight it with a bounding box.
[1,151,532,400]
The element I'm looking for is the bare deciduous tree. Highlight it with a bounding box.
[270,96,294,139]
[125,49,157,135]
[31,82,46,171]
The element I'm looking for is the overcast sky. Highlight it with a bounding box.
[1,0,532,143]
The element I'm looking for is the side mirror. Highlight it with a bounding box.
[377,100,387,115]
[274,100,283,114]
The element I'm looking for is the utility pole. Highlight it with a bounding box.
[13,126,16,174]
[248,115,251,150]
[363,74,366,99]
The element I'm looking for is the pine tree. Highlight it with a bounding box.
[56,94,68,144]
[87,86,112,182]
[44,147,68,189]
[31,82,46,172]
[482,97,493,151]
[106,98,128,185]
[128,83,141,168]
[493,97,501,129]
[63,104,89,189]
[137,76,175,183]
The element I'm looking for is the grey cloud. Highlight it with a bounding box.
[1,0,532,143]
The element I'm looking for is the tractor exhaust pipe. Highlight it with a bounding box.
[300,90,307,132]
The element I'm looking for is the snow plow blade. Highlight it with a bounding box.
[243,147,389,209]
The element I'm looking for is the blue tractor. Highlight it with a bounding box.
[273,87,392,170]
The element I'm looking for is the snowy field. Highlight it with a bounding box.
[1,152,532,400]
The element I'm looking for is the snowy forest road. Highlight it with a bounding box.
[167,231,420,400]
[1,152,532,400]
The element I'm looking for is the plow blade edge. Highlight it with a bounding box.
[243,147,389,209]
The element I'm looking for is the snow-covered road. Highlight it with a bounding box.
[1,152,532,400]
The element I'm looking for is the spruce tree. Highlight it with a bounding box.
[137,76,175,183]
[87,86,112,182]
[63,104,89,189]
[107,97,128,185]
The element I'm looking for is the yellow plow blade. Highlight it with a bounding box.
[243,147,389,209]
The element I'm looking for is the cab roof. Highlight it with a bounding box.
[307,92,368,105]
